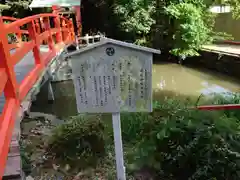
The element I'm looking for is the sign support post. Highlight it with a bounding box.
[68,38,160,180]
[112,112,126,180]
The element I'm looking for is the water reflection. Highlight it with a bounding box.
[152,63,240,98]
[31,63,240,118]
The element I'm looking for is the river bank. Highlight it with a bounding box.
[21,96,240,179]
[29,61,240,118]
[20,60,240,179]
[183,50,240,79]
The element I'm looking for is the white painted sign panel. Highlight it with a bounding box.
[70,41,154,113]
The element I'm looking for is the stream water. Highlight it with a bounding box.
[22,61,240,178]
[30,62,240,118]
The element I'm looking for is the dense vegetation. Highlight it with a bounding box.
[22,96,239,179]
[4,0,240,179]
[84,0,237,58]
[0,0,239,58]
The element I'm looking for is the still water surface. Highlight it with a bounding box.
[31,63,240,118]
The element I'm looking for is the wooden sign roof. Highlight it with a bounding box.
[68,38,161,57]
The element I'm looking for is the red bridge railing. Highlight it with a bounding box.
[0,13,74,178]
[196,104,240,110]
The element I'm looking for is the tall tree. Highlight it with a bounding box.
[1,0,47,18]
[113,0,216,57]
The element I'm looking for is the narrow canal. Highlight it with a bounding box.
[31,62,240,118]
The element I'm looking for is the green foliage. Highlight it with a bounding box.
[111,0,218,58]
[39,95,240,179]
[1,0,237,59]
[1,0,32,18]
[120,112,149,143]
[222,0,240,19]
[19,140,32,174]
[113,0,155,43]
[121,98,240,179]
[204,92,240,120]
[135,36,151,46]
[47,115,105,168]
[212,0,240,19]
[0,4,10,12]
[165,3,214,57]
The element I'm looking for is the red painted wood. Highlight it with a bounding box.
[0,99,18,178]
[0,69,7,95]
[11,41,35,65]
[38,31,50,43]
[223,40,240,45]
[54,17,62,43]
[0,13,75,179]
[19,64,42,101]
[0,19,18,98]
[196,104,240,110]
[28,21,42,65]
[41,51,54,65]
[43,17,55,51]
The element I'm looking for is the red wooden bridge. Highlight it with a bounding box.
[0,13,75,179]
[1,8,240,180]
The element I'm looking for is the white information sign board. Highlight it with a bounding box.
[71,45,153,113]
[68,38,160,180]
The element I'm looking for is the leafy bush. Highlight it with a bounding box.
[47,115,105,168]
[121,98,240,179]
[165,3,214,57]
[114,0,155,40]
[206,92,240,120]
[46,96,240,179]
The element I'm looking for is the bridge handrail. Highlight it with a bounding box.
[4,13,70,32]
[0,16,18,22]
[0,13,75,178]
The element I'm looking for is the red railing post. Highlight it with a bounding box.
[0,17,19,178]
[43,17,55,51]
[69,19,75,42]
[54,16,62,43]
[74,6,82,38]
[16,27,22,44]
[0,18,18,98]
[52,8,62,44]
[61,18,67,42]
[34,20,41,35]
[40,18,47,45]
[0,13,76,177]
[28,20,42,65]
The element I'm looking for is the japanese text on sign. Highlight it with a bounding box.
[71,46,152,113]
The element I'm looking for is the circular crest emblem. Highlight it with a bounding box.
[106,47,115,56]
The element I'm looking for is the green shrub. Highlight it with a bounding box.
[19,140,32,174]
[47,114,105,168]
[211,93,240,120]
[165,3,214,57]
[121,98,240,179]
[121,98,192,143]
[198,92,240,120]
[45,96,240,179]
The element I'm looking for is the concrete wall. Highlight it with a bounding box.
[185,51,240,78]
[214,13,240,41]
